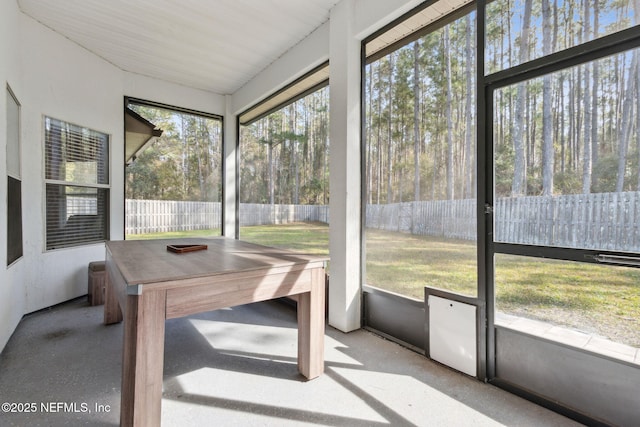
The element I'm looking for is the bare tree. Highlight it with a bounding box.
[581,0,593,194]
[541,0,554,196]
[464,13,474,199]
[512,0,532,196]
[617,51,637,193]
[413,40,421,202]
[387,53,395,203]
[444,26,454,200]
[590,0,600,189]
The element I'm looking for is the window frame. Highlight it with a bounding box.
[123,97,224,239]
[479,0,640,379]
[484,19,640,265]
[6,84,23,265]
[43,116,111,250]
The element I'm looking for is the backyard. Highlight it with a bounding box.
[127,222,640,348]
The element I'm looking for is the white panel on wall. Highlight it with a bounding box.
[428,295,477,376]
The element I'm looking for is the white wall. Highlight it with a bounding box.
[124,72,226,118]
[18,13,124,313]
[0,0,27,353]
[0,7,225,352]
[231,22,330,116]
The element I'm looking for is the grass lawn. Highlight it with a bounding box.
[240,222,330,257]
[127,222,639,347]
[365,229,477,298]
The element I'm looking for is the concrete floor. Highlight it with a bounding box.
[0,298,583,426]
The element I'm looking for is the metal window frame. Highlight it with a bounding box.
[123,97,225,239]
[478,0,640,380]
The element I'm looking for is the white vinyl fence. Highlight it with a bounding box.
[125,191,640,251]
[366,199,476,240]
[125,199,328,235]
[126,199,222,235]
[239,203,330,226]
[495,191,640,251]
[366,191,640,252]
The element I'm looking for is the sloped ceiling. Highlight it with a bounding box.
[18,0,340,94]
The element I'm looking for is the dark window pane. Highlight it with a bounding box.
[7,176,23,265]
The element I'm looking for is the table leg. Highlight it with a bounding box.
[297,267,325,379]
[103,269,122,325]
[121,290,167,427]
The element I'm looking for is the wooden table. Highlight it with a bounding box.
[103,238,327,427]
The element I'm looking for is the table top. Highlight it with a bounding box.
[106,237,328,285]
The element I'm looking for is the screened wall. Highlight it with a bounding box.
[239,83,330,256]
[364,4,478,301]
[362,0,640,424]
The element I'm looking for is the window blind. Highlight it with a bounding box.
[44,117,109,250]
[45,117,109,185]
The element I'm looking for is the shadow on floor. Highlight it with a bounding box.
[0,297,581,426]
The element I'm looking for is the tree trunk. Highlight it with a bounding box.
[590,0,600,189]
[581,0,592,194]
[377,62,383,204]
[268,142,275,205]
[387,54,395,203]
[267,117,275,205]
[541,0,554,196]
[617,51,637,192]
[633,0,640,191]
[368,63,374,205]
[464,13,474,199]
[444,26,454,200]
[181,115,189,197]
[636,54,640,190]
[195,118,206,200]
[559,73,566,174]
[413,40,421,202]
[292,106,299,204]
[512,0,532,196]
